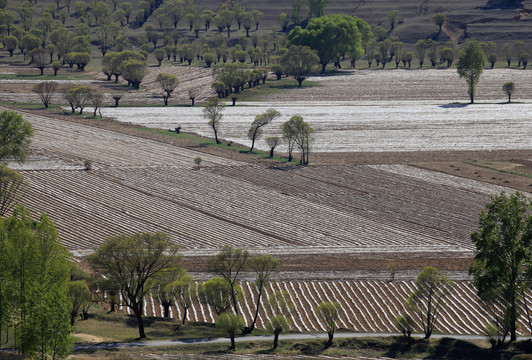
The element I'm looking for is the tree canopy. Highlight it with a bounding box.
[470,191,532,343]
[457,40,485,104]
[0,110,34,163]
[288,14,371,72]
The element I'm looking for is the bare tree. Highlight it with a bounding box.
[32,81,58,108]
[156,73,179,106]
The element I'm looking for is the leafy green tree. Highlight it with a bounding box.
[394,314,415,340]
[432,13,446,33]
[3,207,72,358]
[199,277,238,315]
[488,53,497,69]
[202,97,224,144]
[457,40,485,104]
[69,52,91,71]
[282,115,314,165]
[167,270,197,324]
[120,1,132,24]
[288,14,369,72]
[247,255,279,332]
[88,232,180,339]
[281,45,319,87]
[153,48,165,67]
[279,13,290,32]
[406,266,454,339]
[470,191,532,343]
[415,39,428,68]
[156,73,179,106]
[307,0,327,19]
[0,165,26,217]
[217,312,243,350]
[61,85,92,114]
[316,301,341,347]
[152,268,181,318]
[4,35,17,56]
[207,245,249,315]
[266,290,294,349]
[68,280,91,325]
[440,47,455,67]
[121,59,148,89]
[519,51,528,70]
[502,81,515,103]
[248,109,281,152]
[0,110,34,163]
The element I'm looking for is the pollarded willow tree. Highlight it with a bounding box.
[0,110,34,163]
[406,266,454,339]
[156,73,179,106]
[470,191,532,343]
[282,115,314,165]
[316,301,342,347]
[288,14,371,72]
[457,40,485,104]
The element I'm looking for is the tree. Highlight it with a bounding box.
[281,45,319,87]
[2,207,72,358]
[30,48,47,75]
[4,35,17,56]
[519,51,529,70]
[282,115,314,165]
[152,268,180,318]
[266,290,294,349]
[388,10,398,31]
[87,232,180,339]
[202,97,224,144]
[248,109,281,152]
[406,266,454,339]
[32,81,58,108]
[68,280,91,325]
[488,53,497,69]
[316,301,341,347]
[0,110,34,163]
[470,191,532,343]
[502,81,515,103]
[456,40,485,104]
[156,73,179,106]
[394,314,415,340]
[121,60,147,89]
[251,9,263,31]
[440,47,455,67]
[247,255,279,332]
[61,85,92,114]
[69,52,91,71]
[415,39,428,68]
[167,271,197,324]
[432,13,446,33]
[266,136,281,158]
[217,313,243,350]
[288,14,369,72]
[503,43,513,67]
[91,91,103,118]
[0,165,26,216]
[307,0,327,19]
[279,13,289,32]
[207,245,249,315]
[199,277,237,315]
[51,61,62,76]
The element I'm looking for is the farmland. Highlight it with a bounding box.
[4,65,532,339]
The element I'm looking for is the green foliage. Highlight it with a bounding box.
[87,232,181,338]
[456,40,485,103]
[316,301,341,347]
[281,45,319,87]
[432,13,446,32]
[156,73,179,106]
[247,109,281,152]
[68,280,91,325]
[202,97,225,144]
[282,115,314,165]
[0,110,34,163]
[68,52,91,71]
[206,245,249,315]
[470,191,532,343]
[248,254,279,332]
[0,165,26,217]
[199,277,238,315]
[216,312,243,350]
[1,206,72,357]
[394,314,415,339]
[502,81,515,102]
[406,266,454,339]
[267,315,291,348]
[288,14,370,72]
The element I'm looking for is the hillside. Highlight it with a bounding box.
[2,0,532,46]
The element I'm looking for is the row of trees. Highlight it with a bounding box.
[202,99,314,165]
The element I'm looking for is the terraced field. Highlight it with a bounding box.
[111,280,532,336]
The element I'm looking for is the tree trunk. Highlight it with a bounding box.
[269,148,274,158]
[297,79,303,87]
[327,332,333,347]
[133,306,146,339]
[110,300,115,312]
[273,333,279,348]
[163,303,170,318]
[163,96,168,106]
[182,306,187,324]
[230,334,235,350]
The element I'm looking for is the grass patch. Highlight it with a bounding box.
[232,77,319,102]
[0,73,92,80]
[464,160,532,179]
[139,127,297,164]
